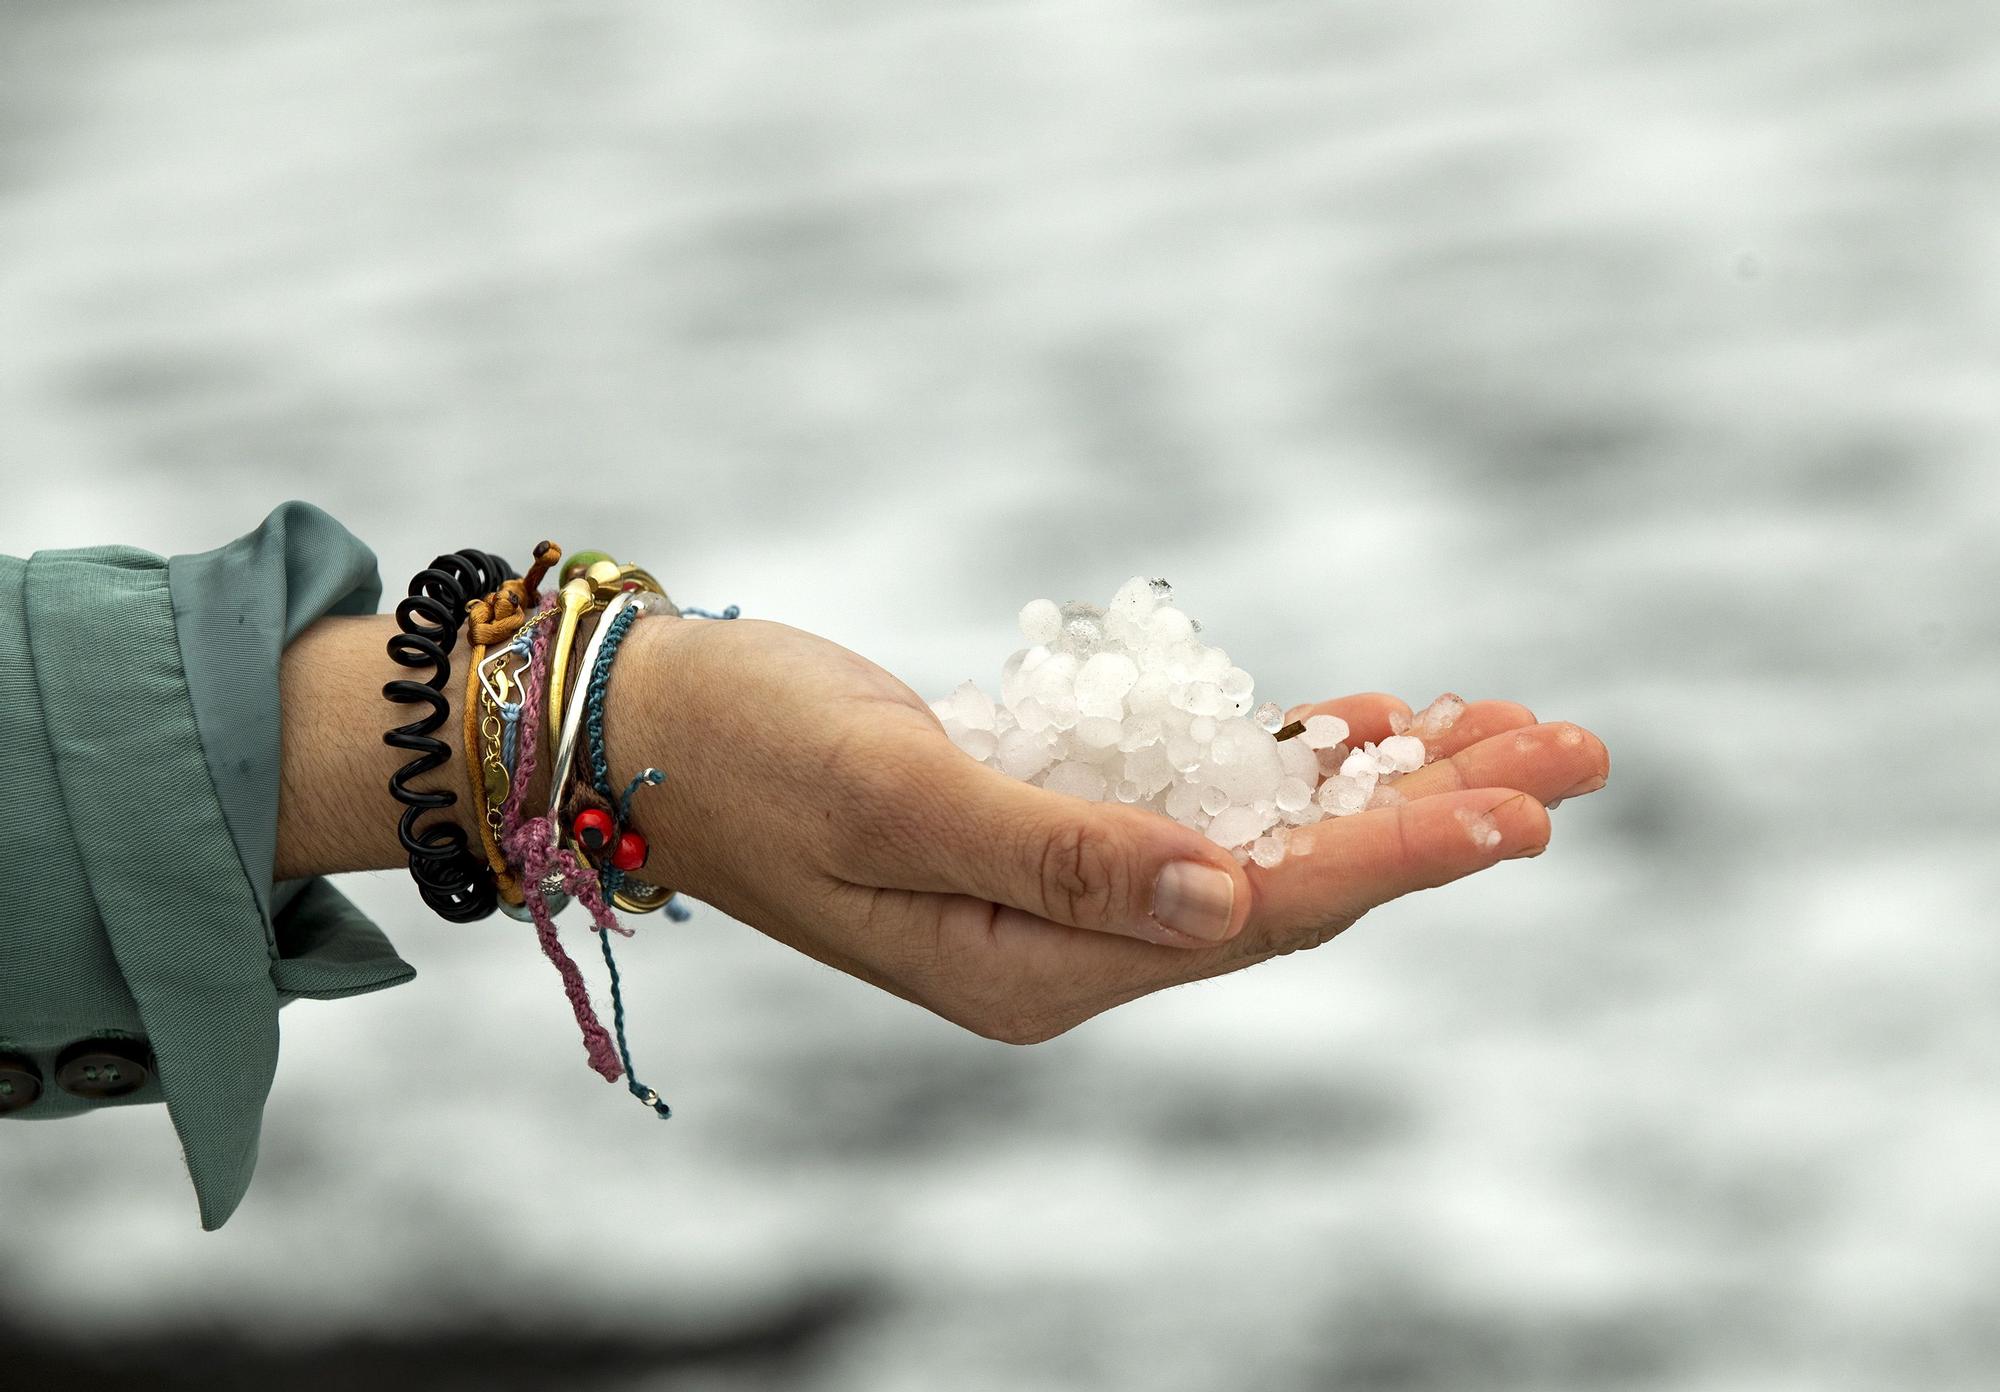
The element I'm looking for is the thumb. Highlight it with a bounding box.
[849,739,1247,947]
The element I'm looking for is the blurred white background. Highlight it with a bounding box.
[3,1,1997,1388]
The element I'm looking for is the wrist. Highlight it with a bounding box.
[597,611,715,905]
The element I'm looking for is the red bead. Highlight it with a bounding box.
[610,830,649,872]
[572,807,615,854]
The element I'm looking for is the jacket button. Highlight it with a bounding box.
[54,1038,154,1100]
[0,1053,41,1115]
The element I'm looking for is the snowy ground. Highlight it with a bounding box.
[3,2,1997,1388]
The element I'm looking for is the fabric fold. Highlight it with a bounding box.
[24,546,281,1230]
[19,501,407,1229]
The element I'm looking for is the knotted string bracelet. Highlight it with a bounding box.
[493,586,740,1106]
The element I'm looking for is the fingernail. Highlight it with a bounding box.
[1508,842,1547,860]
[1150,861,1237,941]
[1557,773,1606,799]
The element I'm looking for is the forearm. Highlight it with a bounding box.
[273,606,642,881]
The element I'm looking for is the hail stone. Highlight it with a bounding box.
[1276,736,1319,785]
[1454,805,1502,850]
[949,680,996,731]
[1056,602,1108,657]
[1301,714,1349,749]
[1206,804,1268,849]
[1043,761,1108,801]
[997,729,1054,779]
[1019,599,1061,645]
[1377,735,1425,773]
[954,728,998,762]
[1075,652,1139,718]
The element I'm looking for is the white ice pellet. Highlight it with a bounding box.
[1317,773,1373,815]
[1057,602,1108,657]
[1283,799,1328,826]
[1205,804,1268,849]
[1377,735,1425,773]
[1043,761,1108,801]
[1408,693,1466,745]
[997,728,1054,779]
[1108,576,1161,626]
[949,679,996,732]
[1015,696,1054,733]
[1205,718,1284,805]
[1363,742,1401,776]
[1118,716,1164,752]
[1125,743,1176,797]
[941,578,1480,872]
[1148,606,1194,643]
[1074,716,1123,749]
[1302,714,1349,749]
[1019,599,1061,645]
[1454,805,1502,850]
[1126,671,1171,715]
[1000,646,1049,709]
[1074,651,1139,718]
[1275,736,1318,785]
[1028,651,1080,703]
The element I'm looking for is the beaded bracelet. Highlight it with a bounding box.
[576,600,680,916]
[437,540,743,1119]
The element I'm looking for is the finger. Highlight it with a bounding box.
[1244,788,1551,948]
[842,733,1250,949]
[1412,699,1538,761]
[1390,720,1609,807]
[1282,692,1410,748]
[947,786,1554,1029]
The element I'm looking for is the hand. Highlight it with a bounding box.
[610,617,1610,1044]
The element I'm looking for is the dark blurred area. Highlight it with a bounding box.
[3,1,1996,1389]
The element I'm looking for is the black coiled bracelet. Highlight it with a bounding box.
[383,547,517,922]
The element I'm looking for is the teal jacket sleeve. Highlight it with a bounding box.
[0,500,414,1230]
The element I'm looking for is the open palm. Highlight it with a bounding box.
[620,617,1609,1044]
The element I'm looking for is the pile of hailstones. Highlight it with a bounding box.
[929,577,1469,869]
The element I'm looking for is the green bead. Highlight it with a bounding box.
[561,549,614,584]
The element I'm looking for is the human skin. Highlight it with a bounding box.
[275,611,1610,1045]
